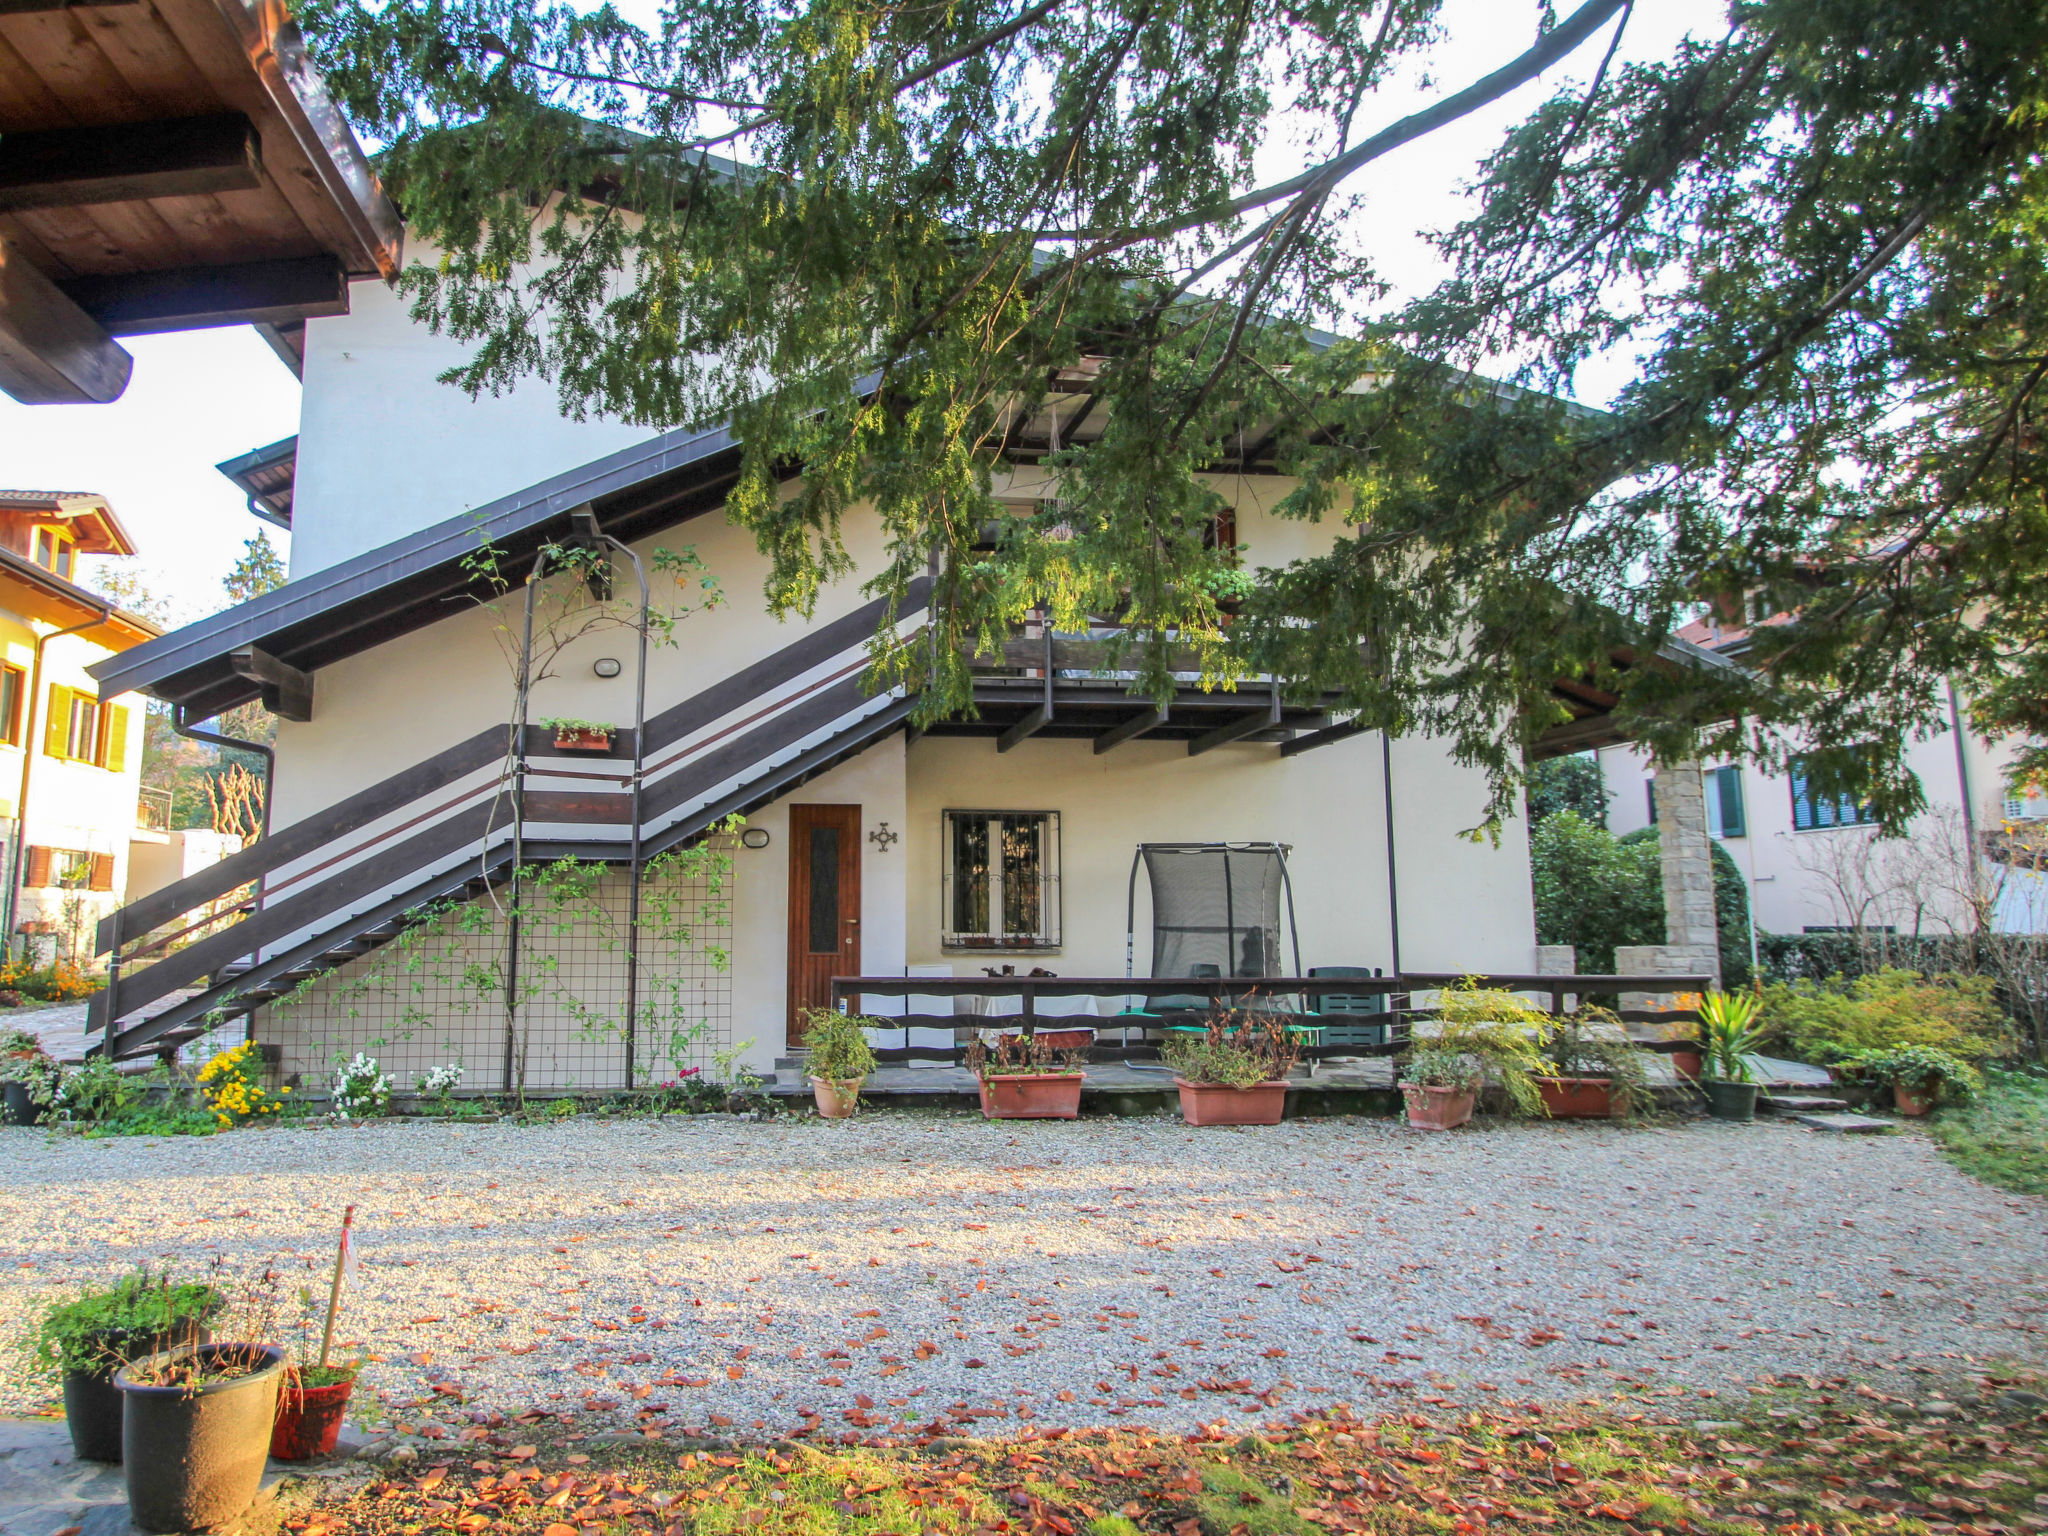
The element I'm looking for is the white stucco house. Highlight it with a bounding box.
[1597,614,2048,941]
[81,236,1718,1089]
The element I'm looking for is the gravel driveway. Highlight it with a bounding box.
[3,1113,2043,1440]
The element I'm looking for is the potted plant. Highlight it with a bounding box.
[800,1008,879,1118]
[545,716,616,752]
[116,1340,286,1532]
[965,1029,1086,1119]
[271,1212,364,1462]
[1398,1046,1483,1130]
[1698,989,1768,1121]
[1848,1044,1983,1117]
[1162,1003,1300,1125]
[0,1027,61,1125]
[1399,978,1552,1128]
[29,1266,223,1463]
[1532,1012,1655,1120]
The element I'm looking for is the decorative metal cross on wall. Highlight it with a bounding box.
[868,821,899,853]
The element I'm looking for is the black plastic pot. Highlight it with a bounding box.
[115,1344,284,1533]
[1,1080,40,1125]
[63,1327,209,1463]
[1702,1078,1760,1122]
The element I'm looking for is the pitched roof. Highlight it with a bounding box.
[0,490,138,555]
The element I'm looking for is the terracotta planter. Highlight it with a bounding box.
[116,1343,285,1534]
[1175,1078,1287,1126]
[978,1072,1084,1119]
[553,727,614,753]
[811,1077,863,1118]
[271,1371,357,1461]
[1893,1083,1934,1117]
[1534,1075,1615,1119]
[1402,1083,1476,1131]
[1668,1048,1703,1081]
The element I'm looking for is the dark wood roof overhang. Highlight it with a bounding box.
[0,0,402,404]
[215,433,296,528]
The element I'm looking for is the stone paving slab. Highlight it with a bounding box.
[0,1416,308,1536]
[1793,1112,1897,1134]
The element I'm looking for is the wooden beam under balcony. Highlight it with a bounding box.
[1188,689,1281,756]
[1094,704,1166,754]
[228,645,313,721]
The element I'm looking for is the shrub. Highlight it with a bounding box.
[1408,978,1553,1116]
[1843,1044,1984,1103]
[1162,1004,1300,1087]
[196,1041,287,1126]
[1529,813,1751,983]
[800,1009,879,1083]
[1761,968,2011,1066]
[1402,1046,1483,1092]
[0,960,102,1002]
[331,1053,391,1120]
[29,1265,223,1378]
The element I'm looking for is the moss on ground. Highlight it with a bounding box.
[1932,1069,2048,1197]
[280,1373,2048,1536]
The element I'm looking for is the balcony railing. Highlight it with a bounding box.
[136,787,173,832]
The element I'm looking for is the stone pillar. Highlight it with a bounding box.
[1652,759,1721,985]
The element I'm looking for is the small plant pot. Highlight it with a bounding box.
[811,1077,863,1119]
[553,727,614,753]
[1667,1048,1703,1082]
[1175,1078,1288,1126]
[270,1371,357,1461]
[2,1079,42,1125]
[1702,1078,1759,1122]
[1402,1083,1476,1131]
[116,1343,285,1533]
[1893,1083,1934,1118]
[62,1327,206,1463]
[1533,1075,1614,1119]
[978,1072,1085,1119]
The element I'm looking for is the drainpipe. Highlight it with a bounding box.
[4,611,112,954]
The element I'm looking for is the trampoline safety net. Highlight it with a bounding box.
[1141,843,1293,979]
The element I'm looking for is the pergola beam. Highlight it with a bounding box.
[997,626,1054,752]
[1278,718,1366,757]
[0,238,133,404]
[0,115,260,215]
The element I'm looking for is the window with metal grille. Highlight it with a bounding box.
[941,810,1061,949]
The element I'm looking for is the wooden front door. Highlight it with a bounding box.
[787,803,861,1044]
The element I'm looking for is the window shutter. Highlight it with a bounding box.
[88,853,115,892]
[24,845,51,887]
[43,686,68,758]
[102,705,128,770]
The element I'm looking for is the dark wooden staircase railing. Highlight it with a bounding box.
[87,584,929,1061]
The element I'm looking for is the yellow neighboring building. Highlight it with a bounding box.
[0,493,160,964]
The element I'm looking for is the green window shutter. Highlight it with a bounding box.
[1716,766,1747,838]
[103,704,128,770]
[43,686,69,759]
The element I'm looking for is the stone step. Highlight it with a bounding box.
[1762,1093,1850,1113]
[1793,1111,1896,1134]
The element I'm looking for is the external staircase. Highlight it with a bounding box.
[86,587,927,1061]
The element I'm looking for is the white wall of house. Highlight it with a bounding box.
[126,828,241,905]
[291,268,649,579]
[903,729,1538,984]
[1598,720,2048,936]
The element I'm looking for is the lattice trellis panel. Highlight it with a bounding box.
[253,839,734,1095]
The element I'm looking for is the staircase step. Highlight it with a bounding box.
[1793,1112,1895,1134]
[1762,1093,1850,1113]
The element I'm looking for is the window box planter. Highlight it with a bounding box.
[1668,1047,1703,1081]
[1175,1078,1288,1126]
[978,1072,1084,1119]
[811,1077,864,1119]
[115,1343,285,1533]
[552,725,615,753]
[1401,1083,1475,1131]
[995,1029,1094,1053]
[271,1369,358,1461]
[1532,1075,1615,1119]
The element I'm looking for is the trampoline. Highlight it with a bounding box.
[1122,843,1302,1010]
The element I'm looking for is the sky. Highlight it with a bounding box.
[0,0,1704,625]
